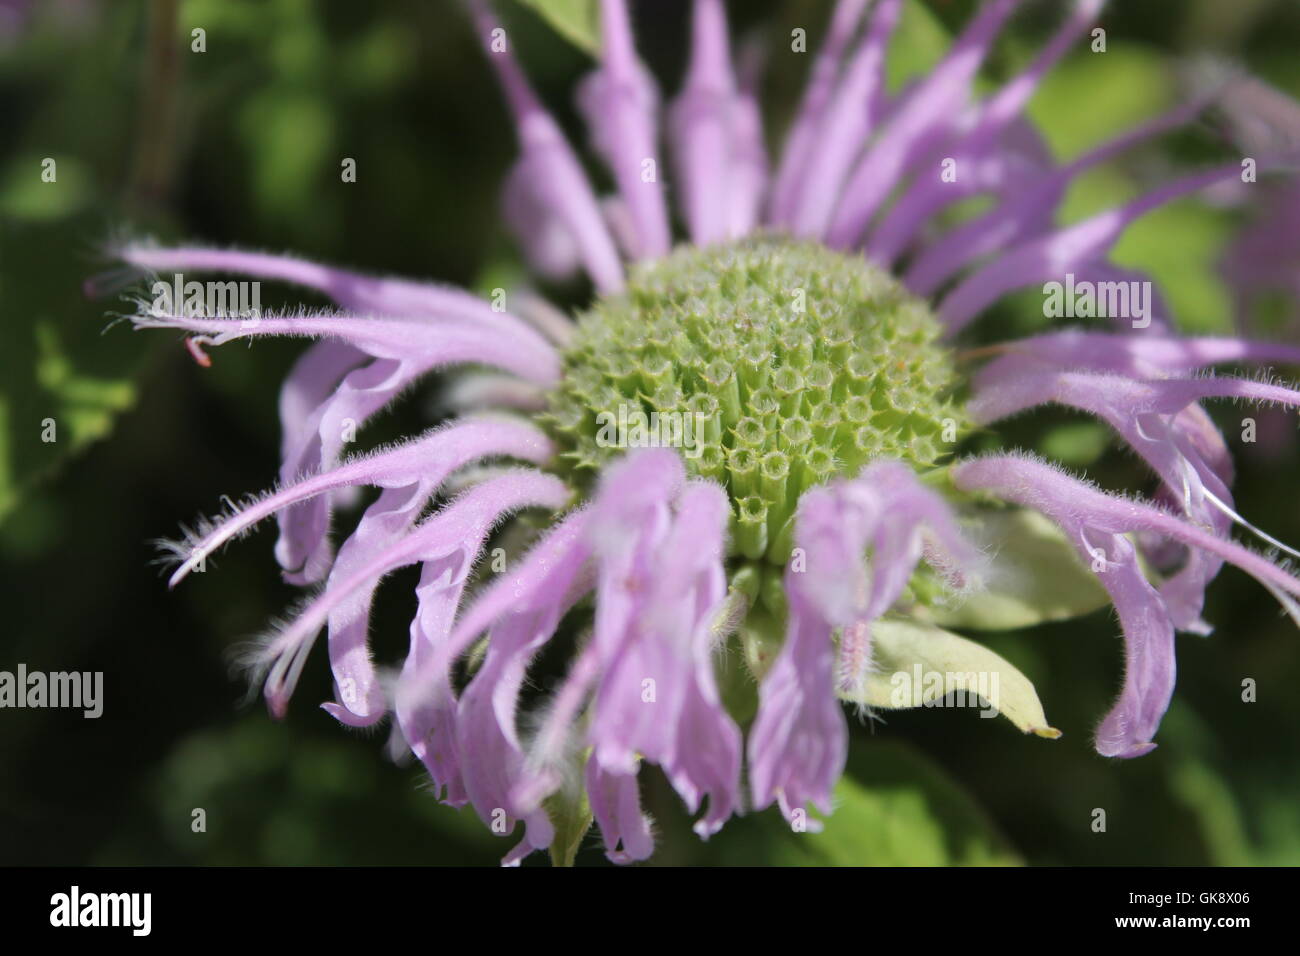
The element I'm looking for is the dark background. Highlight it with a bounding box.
[1,0,1298,865]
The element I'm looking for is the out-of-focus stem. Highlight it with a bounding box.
[129,0,180,211]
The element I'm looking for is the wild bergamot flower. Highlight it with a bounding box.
[102,0,1300,864]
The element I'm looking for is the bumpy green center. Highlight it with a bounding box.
[541,237,967,572]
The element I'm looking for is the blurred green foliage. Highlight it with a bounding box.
[1,0,1299,866]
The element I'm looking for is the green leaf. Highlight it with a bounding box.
[542,740,595,866]
[1023,44,1236,336]
[240,89,336,222]
[1168,758,1256,867]
[1112,195,1235,337]
[0,155,92,222]
[886,1,952,92]
[716,740,1021,866]
[545,777,593,868]
[1038,421,1111,467]
[845,618,1061,739]
[511,0,599,55]
[1027,48,1176,162]
[919,508,1110,630]
[0,217,153,527]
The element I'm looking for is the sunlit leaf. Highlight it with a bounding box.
[886,1,951,91]
[843,618,1061,739]
[511,0,599,55]
[1028,48,1175,161]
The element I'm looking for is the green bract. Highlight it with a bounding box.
[541,237,968,568]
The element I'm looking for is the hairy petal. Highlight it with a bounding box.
[969,371,1300,512]
[971,353,1263,631]
[727,40,769,237]
[767,0,870,226]
[952,454,1300,599]
[131,310,557,382]
[117,242,522,321]
[278,340,369,482]
[937,164,1241,334]
[518,449,685,808]
[904,99,1208,296]
[953,454,1300,754]
[971,330,1300,388]
[469,0,624,293]
[590,481,742,836]
[133,307,557,583]
[278,356,414,584]
[501,159,583,281]
[748,568,846,827]
[791,462,980,700]
[956,456,1173,757]
[253,470,567,721]
[1093,532,1175,758]
[1152,405,1232,633]
[165,418,552,588]
[385,473,570,802]
[317,420,555,727]
[457,534,589,864]
[826,0,1022,249]
[458,519,592,851]
[670,0,750,245]
[585,756,655,864]
[789,0,901,240]
[746,468,971,822]
[969,372,1225,510]
[866,0,1104,265]
[577,0,671,259]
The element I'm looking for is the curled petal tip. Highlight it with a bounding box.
[185,337,213,367]
[264,678,293,721]
[321,700,386,727]
[1033,726,1063,740]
